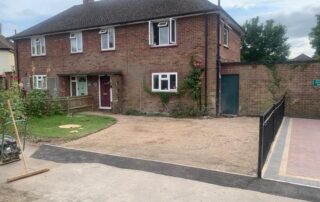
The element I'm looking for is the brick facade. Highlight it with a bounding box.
[16,14,241,114]
[221,62,320,118]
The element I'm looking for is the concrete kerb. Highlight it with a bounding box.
[31,144,320,201]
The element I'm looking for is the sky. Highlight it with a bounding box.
[0,0,319,58]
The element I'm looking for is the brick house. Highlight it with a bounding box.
[11,0,242,114]
[0,33,15,89]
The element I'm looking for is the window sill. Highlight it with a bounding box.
[150,44,178,49]
[223,44,229,49]
[101,49,116,52]
[31,54,46,57]
[70,52,83,55]
[152,90,178,93]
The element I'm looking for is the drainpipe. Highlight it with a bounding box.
[204,15,209,111]
[216,7,222,116]
[14,41,20,82]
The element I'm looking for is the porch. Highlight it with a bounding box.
[56,72,122,113]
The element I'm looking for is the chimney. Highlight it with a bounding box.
[83,0,94,4]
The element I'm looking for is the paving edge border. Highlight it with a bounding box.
[31,144,320,201]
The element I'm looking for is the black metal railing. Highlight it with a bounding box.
[257,96,285,178]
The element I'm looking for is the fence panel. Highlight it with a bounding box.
[258,96,285,178]
[48,96,93,113]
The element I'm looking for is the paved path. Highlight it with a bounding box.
[264,117,320,188]
[0,144,308,202]
[31,144,320,201]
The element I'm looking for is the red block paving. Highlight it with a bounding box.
[286,118,320,179]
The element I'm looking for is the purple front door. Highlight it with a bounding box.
[100,76,111,108]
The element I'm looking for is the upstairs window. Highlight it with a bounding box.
[152,72,178,92]
[70,32,83,53]
[33,75,47,90]
[223,25,229,47]
[149,18,176,46]
[100,28,115,51]
[31,36,46,56]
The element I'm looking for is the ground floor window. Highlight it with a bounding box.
[33,75,47,90]
[152,72,177,92]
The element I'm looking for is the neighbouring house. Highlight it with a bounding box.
[290,54,314,62]
[11,0,242,114]
[0,31,15,90]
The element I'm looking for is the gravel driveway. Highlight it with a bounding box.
[65,113,259,176]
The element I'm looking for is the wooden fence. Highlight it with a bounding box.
[48,96,94,113]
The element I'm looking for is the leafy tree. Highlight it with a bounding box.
[241,17,290,63]
[309,15,320,59]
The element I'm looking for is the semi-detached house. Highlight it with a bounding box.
[11,0,242,114]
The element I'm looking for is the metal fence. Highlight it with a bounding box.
[257,96,285,178]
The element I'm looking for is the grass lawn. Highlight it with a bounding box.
[28,114,116,140]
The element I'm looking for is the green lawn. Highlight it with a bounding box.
[28,114,116,140]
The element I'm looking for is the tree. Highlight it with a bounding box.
[241,17,290,63]
[309,15,320,59]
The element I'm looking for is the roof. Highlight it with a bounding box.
[290,54,313,62]
[0,35,14,50]
[11,0,241,39]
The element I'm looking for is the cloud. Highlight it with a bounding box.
[210,0,320,58]
[289,37,315,58]
[0,0,82,36]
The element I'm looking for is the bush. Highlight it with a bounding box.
[25,90,63,117]
[0,82,26,131]
[124,109,146,116]
[170,106,207,118]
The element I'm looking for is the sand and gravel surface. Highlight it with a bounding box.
[65,113,259,175]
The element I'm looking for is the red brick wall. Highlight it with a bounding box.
[16,14,241,114]
[222,62,320,118]
[220,24,241,63]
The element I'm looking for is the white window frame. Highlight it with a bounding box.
[149,18,177,47]
[70,75,88,96]
[152,72,178,92]
[32,75,47,90]
[100,27,116,51]
[70,32,83,53]
[31,36,46,56]
[223,25,229,48]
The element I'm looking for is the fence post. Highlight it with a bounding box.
[67,97,70,114]
[258,115,264,178]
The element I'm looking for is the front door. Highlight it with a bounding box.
[221,75,239,115]
[77,76,88,96]
[100,76,111,109]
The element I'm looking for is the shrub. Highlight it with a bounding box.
[25,90,63,117]
[170,106,207,118]
[125,109,146,116]
[0,82,26,131]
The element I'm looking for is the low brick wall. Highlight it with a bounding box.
[222,61,320,118]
